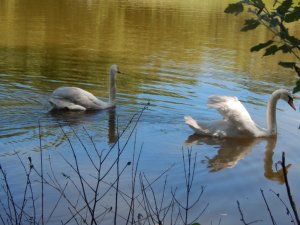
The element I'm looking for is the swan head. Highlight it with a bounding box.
[110,64,121,76]
[276,89,296,110]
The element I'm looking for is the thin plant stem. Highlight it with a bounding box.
[260,189,277,225]
[281,152,300,225]
[114,116,121,225]
[269,189,295,225]
[0,165,18,225]
[237,200,262,225]
[39,121,44,225]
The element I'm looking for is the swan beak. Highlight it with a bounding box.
[288,97,296,110]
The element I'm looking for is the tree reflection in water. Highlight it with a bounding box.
[47,108,117,147]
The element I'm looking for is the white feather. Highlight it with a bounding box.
[49,65,119,111]
[185,89,294,138]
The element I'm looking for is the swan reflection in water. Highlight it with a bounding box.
[107,108,117,144]
[186,134,291,184]
[48,108,117,145]
[263,137,291,184]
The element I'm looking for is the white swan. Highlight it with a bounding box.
[49,64,121,111]
[185,89,296,138]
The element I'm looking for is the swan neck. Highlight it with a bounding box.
[109,70,116,105]
[267,92,279,136]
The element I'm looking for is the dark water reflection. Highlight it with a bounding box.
[186,135,290,183]
[186,135,262,172]
[263,137,292,184]
[0,0,300,224]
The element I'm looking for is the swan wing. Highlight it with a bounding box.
[185,115,229,137]
[207,95,257,130]
[51,87,110,110]
[185,95,267,138]
[49,97,87,111]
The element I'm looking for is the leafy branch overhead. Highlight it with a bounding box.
[225,0,300,93]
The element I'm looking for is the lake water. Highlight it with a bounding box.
[0,0,300,224]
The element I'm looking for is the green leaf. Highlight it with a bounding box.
[293,80,300,93]
[279,44,292,53]
[276,0,293,15]
[191,223,201,225]
[286,35,300,47]
[270,18,280,27]
[263,45,279,56]
[278,61,296,68]
[279,28,289,39]
[295,65,300,77]
[224,2,244,15]
[250,40,274,52]
[273,0,280,7]
[285,7,300,23]
[253,0,265,10]
[241,19,260,31]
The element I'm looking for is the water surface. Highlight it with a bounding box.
[0,0,300,224]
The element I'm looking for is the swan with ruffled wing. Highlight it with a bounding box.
[185,89,296,138]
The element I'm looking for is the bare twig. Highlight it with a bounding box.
[39,121,44,225]
[237,200,262,225]
[281,152,300,225]
[114,117,121,225]
[269,189,295,225]
[261,189,277,225]
[0,165,18,225]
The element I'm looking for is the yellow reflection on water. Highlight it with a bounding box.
[1,0,298,62]
[0,0,299,95]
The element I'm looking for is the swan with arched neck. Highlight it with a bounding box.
[185,89,296,138]
[49,64,121,111]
